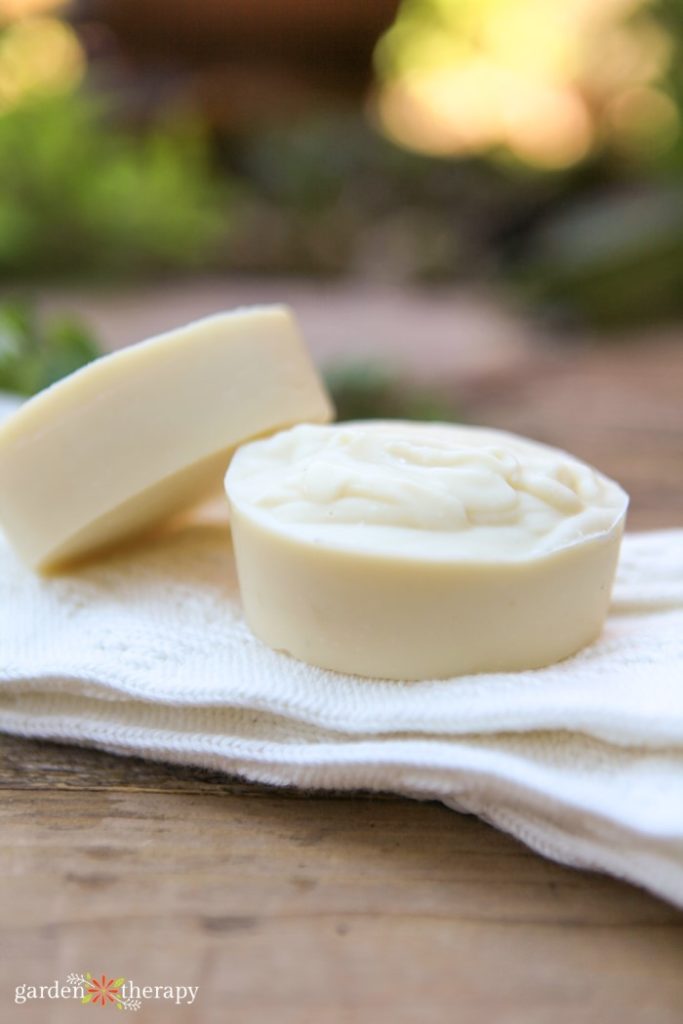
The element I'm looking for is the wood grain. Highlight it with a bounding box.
[1,737,682,1024]
[1,307,683,1022]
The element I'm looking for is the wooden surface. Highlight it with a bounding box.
[2,738,683,1024]
[2,288,683,1022]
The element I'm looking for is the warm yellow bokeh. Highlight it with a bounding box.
[374,0,678,169]
[0,14,84,111]
[0,0,66,22]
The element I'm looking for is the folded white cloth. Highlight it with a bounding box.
[1,397,682,907]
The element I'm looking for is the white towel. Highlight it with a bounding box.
[1,394,682,908]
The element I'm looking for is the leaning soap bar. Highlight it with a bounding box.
[225,420,628,680]
[0,306,332,570]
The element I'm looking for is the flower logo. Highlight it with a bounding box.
[82,975,124,1007]
[66,972,140,1010]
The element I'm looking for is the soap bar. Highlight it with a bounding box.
[0,306,332,570]
[225,420,628,680]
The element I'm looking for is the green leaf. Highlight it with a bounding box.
[114,977,125,987]
[0,299,101,396]
[81,994,93,1004]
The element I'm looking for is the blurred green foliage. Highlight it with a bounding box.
[325,360,460,423]
[0,299,101,395]
[2,2,683,330]
[517,187,683,328]
[228,114,522,280]
[0,94,226,279]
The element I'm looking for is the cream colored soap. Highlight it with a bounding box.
[225,420,628,680]
[0,306,332,570]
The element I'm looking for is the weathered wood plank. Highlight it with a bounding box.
[1,775,682,1024]
[0,735,365,798]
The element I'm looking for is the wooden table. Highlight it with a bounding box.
[2,287,683,1022]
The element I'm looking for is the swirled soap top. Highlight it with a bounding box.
[227,421,628,562]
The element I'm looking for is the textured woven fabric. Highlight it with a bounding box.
[1,396,682,907]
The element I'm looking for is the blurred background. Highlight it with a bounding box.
[0,0,681,524]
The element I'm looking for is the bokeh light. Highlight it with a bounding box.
[0,13,84,112]
[0,0,66,23]
[373,0,679,169]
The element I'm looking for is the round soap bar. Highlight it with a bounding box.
[225,420,629,680]
[0,306,332,570]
